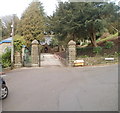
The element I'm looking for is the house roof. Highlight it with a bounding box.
[40,36,52,45]
[0,37,12,44]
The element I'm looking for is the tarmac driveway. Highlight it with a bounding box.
[2,64,118,111]
[41,53,63,67]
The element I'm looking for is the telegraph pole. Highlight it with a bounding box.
[11,14,15,69]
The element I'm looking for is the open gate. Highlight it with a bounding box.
[23,48,31,67]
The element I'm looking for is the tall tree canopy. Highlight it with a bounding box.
[17,0,46,47]
[49,2,120,47]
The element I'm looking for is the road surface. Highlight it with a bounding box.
[2,64,118,111]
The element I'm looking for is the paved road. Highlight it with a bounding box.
[41,53,63,67]
[2,64,118,111]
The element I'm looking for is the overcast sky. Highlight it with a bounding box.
[0,0,119,18]
[0,0,67,18]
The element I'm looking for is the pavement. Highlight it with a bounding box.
[1,64,118,111]
[40,53,63,67]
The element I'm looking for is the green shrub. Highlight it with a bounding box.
[81,42,87,46]
[105,41,114,49]
[14,40,25,52]
[114,52,120,57]
[80,55,88,58]
[14,35,26,52]
[2,49,11,68]
[50,37,59,47]
[93,46,102,54]
[119,31,120,36]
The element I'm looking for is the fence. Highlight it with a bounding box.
[55,51,69,66]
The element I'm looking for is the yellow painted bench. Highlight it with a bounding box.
[74,60,84,66]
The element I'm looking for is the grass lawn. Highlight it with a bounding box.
[80,32,118,48]
[96,32,118,43]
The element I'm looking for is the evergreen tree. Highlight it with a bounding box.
[18,0,46,47]
[49,2,119,47]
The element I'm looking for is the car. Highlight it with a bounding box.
[0,72,8,99]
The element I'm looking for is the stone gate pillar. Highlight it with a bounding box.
[14,51,22,68]
[22,45,25,66]
[31,40,39,67]
[68,40,76,66]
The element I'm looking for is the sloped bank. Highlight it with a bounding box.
[77,37,119,66]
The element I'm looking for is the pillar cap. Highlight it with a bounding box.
[68,40,76,45]
[32,40,39,44]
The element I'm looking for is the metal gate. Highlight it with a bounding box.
[23,48,31,67]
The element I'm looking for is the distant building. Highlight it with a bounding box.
[0,37,12,55]
[40,35,52,45]
[40,35,53,53]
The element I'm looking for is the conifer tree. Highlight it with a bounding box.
[49,2,119,47]
[18,0,46,47]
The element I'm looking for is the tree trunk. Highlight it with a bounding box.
[59,45,62,52]
[90,32,97,47]
[72,33,76,41]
